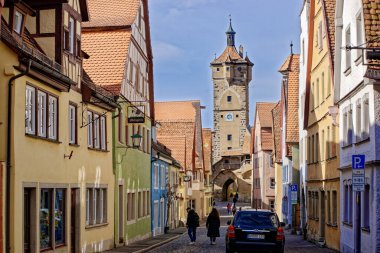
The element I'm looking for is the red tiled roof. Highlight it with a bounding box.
[322,0,336,61]
[83,0,140,28]
[261,128,273,151]
[155,100,204,172]
[278,55,292,72]
[155,101,197,122]
[212,46,243,64]
[202,129,212,173]
[256,102,277,127]
[157,136,186,171]
[286,55,300,143]
[362,0,380,70]
[253,102,276,152]
[82,30,131,88]
[221,150,245,157]
[279,54,300,143]
[272,102,282,163]
[102,84,121,96]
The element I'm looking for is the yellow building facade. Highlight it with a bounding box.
[1,1,117,252]
[304,0,340,250]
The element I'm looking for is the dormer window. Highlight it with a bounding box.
[69,17,75,54]
[64,16,76,55]
[13,11,24,34]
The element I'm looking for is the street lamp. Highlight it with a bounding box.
[116,133,142,150]
[131,133,143,148]
[328,106,339,126]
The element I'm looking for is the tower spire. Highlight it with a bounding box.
[290,41,294,55]
[226,15,236,47]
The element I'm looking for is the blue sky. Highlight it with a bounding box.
[150,0,303,128]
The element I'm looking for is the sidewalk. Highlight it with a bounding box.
[105,227,187,253]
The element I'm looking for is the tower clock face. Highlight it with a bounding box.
[225,113,233,121]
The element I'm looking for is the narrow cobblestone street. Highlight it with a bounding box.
[147,226,337,253]
[147,202,337,253]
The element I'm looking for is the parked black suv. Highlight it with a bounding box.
[225,209,285,253]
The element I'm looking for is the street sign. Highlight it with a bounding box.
[128,106,145,123]
[352,155,365,169]
[352,155,365,192]
[291,184,298,205]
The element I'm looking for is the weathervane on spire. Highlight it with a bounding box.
[290,41,294,55]
[226,15,236,46]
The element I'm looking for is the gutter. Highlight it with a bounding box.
[6,59,31,253]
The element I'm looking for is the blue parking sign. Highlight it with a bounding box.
[352,155,365,169]
[291,184,297,192]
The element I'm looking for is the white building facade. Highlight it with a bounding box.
[299,0,310,232]
[335,0,380,252]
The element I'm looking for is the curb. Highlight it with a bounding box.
[133,233,184,253]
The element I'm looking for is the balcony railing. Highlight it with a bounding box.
[219,162,242,170]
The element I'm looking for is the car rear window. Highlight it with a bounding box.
[233,212,278,227]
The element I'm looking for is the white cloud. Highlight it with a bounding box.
[153,41,184,62]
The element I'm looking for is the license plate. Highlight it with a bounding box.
[247,234,265,239]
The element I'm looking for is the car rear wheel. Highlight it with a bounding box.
[225,244,233,253]
[274,246,284,253]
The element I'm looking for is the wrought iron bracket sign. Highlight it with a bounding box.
[128,105,145,123]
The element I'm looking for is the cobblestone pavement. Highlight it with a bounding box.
[146,226,337,253]
[147,202,337,253]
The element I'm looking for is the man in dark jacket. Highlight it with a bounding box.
[186,207,199,244]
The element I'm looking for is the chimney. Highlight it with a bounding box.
[239,45,244,58]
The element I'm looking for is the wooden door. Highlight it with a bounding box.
[24,189,31,253]
[70,189,78,253]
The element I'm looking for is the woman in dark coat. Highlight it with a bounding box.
[206,208,220,245]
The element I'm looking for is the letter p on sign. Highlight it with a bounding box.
[352,155,365,169]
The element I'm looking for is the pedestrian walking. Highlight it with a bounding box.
[186,207,200,245]
[232,206,237,215]
[226,202,231,215]
[206,208,220,245]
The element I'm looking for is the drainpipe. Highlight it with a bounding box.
[6,59,31,253]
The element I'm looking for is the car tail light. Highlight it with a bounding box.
[276,227,284,240]
[227,225,235,238]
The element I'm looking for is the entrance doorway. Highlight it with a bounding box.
[70,189,79,253]
[118,185,124,243]
[222,178,236,201]
[320,191,325,240]
[160,199,165,233]
[24,188,36,253]
[24,188,32,253]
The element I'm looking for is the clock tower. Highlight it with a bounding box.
[211,19,253,165]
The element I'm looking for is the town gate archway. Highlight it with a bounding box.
[213,170,238,201]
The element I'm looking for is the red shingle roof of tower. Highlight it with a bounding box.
[83,0,140,28]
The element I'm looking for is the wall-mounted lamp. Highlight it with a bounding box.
[328,106,339,126]
[131,133,143,148]
[64,150,73,159]
[116,133,143,150]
